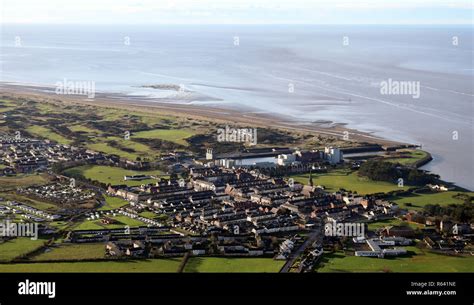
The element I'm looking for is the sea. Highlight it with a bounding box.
[0,24,472,189]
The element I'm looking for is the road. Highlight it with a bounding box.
[280,227,322,273]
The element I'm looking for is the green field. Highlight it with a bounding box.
[390,191,474,211]
[87,136,155,160]
[0,174,49,189]
[0,192,58,211]
[384,149,430,166]
[292,170,408,195]
[133,129,195,146]
[184,257,285,273]
[0,100,17,113]
[0,259,182,272]
[139,211,157,219]
[33,243,105,261]
[48,221,71,230]
[36,102,69,115]
[69,124,100,134]
[0,99,17,106]
[111,215,147,227]
[64,165,164,186]
[73,214,147,231]
[0,107,15,113]
[26,125,73,145]
[87,142,137,160]
[99,195,129,211]
[72,219,107,231]
[0,238,47,262]
[317,247,474,272]
[367,218,424,231]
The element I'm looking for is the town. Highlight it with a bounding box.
[1,126,472,273]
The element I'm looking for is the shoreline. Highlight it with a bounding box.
[0,83,471,191]
[0,82,410,149]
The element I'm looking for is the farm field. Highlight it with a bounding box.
[0,192,58,211]
[389,191,474,211]
[0,174,50,189]
[64,165,165,186]
[32,243,105,261]
[0,259,183,272]
[184,257,285,273]
[133,129,195,146]
[98,195,129,211]
[72,214,147,231]
[0,238,48,262]
[292,170,409,195]
[317,246,474,273]
[366,218,424,231]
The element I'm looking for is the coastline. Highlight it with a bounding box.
[9,81,470,191]
[0,82,409,149]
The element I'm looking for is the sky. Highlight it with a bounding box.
[0,0,472,24]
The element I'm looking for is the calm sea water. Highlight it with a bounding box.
[1,24,473,189]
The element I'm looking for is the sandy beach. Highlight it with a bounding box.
[0,82,407,148]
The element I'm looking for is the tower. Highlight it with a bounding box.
[206,148,213,160]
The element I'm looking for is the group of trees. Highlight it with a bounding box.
[358,160,400,181]
[423,201,473,223]
[359,160,438,185]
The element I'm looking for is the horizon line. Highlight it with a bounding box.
[2,22,472,26]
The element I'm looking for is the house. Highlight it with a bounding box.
[355,237,410,258]
[124,175,152,181]
[324,147,343,164]
[277,154,296,166]
[427,184,452,192]
[382,225,416,238]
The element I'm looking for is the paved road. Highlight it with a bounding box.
[280,228,322,273]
